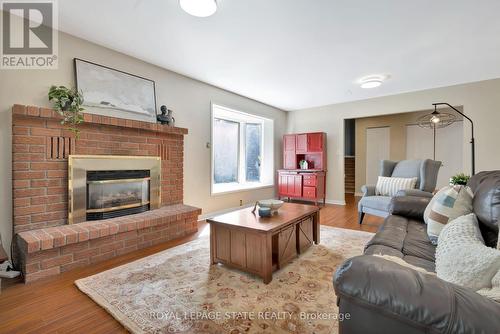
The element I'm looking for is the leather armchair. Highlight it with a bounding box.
[358,159,441,224]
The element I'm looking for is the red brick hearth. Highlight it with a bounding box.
[17,205,200,282]
[11,104,201,282]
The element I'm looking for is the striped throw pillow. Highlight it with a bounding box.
[424,185,473,245]
[375,176,418,197]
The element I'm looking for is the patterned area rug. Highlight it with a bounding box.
[75,226,373,334]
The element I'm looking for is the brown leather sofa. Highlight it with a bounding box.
[334,171,500,334]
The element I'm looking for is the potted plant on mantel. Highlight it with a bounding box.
[48,85,85,137]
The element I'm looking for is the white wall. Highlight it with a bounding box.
[406,121,464,188]
[287,78,500,204]
[365,127,390,185]
[0,31,287,257]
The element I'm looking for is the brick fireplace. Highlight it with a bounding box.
[11,104,201,282]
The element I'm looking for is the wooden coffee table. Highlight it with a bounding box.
[207,203,320,284]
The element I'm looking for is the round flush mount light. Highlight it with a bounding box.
[180,0,217,17]
[360,79,382,89]
[359,75,388,89]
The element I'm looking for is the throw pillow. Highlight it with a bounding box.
[424,185,473,244]
[375,176,417,197]
[436,213,500,292]
[477,270,500,302]
[373,254,436,275]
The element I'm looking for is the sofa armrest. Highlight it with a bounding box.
[395,189,433,198]
[333,256,500,334]
[389,195,431,220]
[361,185,376,197]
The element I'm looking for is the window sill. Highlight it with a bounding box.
[211,182,274,196]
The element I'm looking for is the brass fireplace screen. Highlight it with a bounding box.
[68,155,161,224]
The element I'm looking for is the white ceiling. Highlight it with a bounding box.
[59,0,500,111]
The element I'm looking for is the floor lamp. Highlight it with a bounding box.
[417,103,475,175]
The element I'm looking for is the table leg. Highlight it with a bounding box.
[210,224,216,265]
[262,233,273,284]
[313,211,320,244]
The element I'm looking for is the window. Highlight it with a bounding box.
[213,119,239,184]
[245,123,262,182]
[212,104,274,194]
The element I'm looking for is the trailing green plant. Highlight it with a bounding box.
[450,173,470,186]
[48,85,84,137]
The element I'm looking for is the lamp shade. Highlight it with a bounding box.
[417,110,456,129]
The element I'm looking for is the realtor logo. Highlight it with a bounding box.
[1,0,58,69]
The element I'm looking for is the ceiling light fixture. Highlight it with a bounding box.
[179,0,217,17]
[359,75,387,89]
[360,80,382,89]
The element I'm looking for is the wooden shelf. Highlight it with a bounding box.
[13,104,188,136]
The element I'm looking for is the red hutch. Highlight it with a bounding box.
[278,132,326,205]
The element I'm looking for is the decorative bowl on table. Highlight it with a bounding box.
[257,199,284,214]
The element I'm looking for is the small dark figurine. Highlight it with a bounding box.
[157,105,175,126]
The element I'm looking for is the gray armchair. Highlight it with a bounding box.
[358,159,441,224]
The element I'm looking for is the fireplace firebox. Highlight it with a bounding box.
[86,170,151,221]
[69,155,161,224]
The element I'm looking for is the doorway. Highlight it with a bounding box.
[344,119,355,194]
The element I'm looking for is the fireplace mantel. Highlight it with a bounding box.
[13,104,188,135]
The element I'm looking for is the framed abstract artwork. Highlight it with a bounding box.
[74,58,157,122]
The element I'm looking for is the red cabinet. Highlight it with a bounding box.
[291,175,302,197]
[283,151,295,170]
[303,186,317,199]
[281,132,326,170]
[303,174,317,187]
[296,133,324,153]
[284,134,296,151]
[279,173,302,197]
[283,135,297,170]
[307,133,323,152]
[296,134,308,153]
[279,132,327,205]
[278,171,326,204]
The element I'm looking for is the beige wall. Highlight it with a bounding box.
[287,78,500,204]
[354,110,434,193]
[0,31,287,257]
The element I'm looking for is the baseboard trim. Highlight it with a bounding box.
[198,203,256,221]
[325,199,346,206]
[199,197,346,219]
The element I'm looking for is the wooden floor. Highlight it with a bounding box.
[0,195,382,334]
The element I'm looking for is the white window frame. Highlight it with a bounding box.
[211,103,274,195]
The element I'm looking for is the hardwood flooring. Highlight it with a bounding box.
[0,195,382,334]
